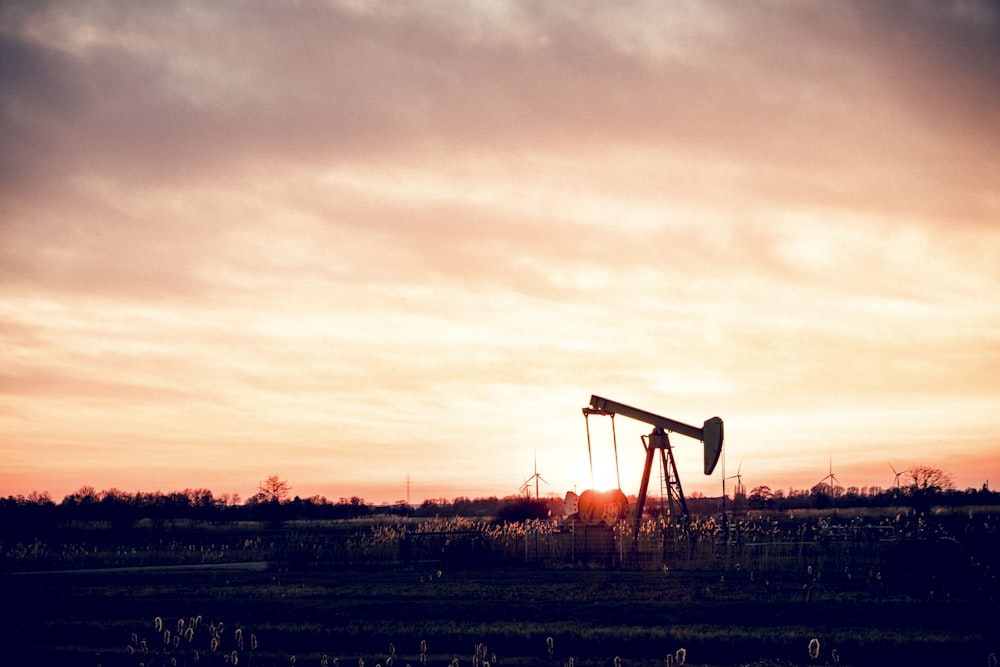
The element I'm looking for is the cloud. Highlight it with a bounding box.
[4,2,995,183]
[2,0,999,500]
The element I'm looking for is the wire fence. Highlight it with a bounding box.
[518,520,900,574]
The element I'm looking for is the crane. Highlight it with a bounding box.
[583,395,724,541]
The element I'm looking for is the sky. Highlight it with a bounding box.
[2,0,999,506]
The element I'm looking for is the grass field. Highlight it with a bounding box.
[2,511,998,666]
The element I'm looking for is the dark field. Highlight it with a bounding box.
[2,510,998,666]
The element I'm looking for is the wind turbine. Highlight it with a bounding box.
[520,453,548,499]
[817,458,843,496]
[888,461,906,493]
[720,448,744,512]
[726,458,744,499]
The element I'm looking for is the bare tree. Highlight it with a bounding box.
[64,485,99,505]
[905,465,954,512]
[256,475,292,503]
[906,465,954,495]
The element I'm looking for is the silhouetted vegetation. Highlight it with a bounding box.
[0,487,573,531]
[1,474,998,542]
[494,496,552,523]
[4,506,999,666]
[3,475,999,666]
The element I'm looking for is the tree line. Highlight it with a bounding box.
[0,485,557,527]
[2,466,996,526]
[731,465,995,513]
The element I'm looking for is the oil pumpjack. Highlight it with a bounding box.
[566,395,724,543]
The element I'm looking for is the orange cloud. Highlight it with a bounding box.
[2,1,998,503]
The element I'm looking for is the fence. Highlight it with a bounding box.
[2,515,912,575]
[518,519,899,573]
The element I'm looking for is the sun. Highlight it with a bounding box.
[572,453,622,494]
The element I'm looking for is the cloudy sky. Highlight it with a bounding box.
[2,0,998,505]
